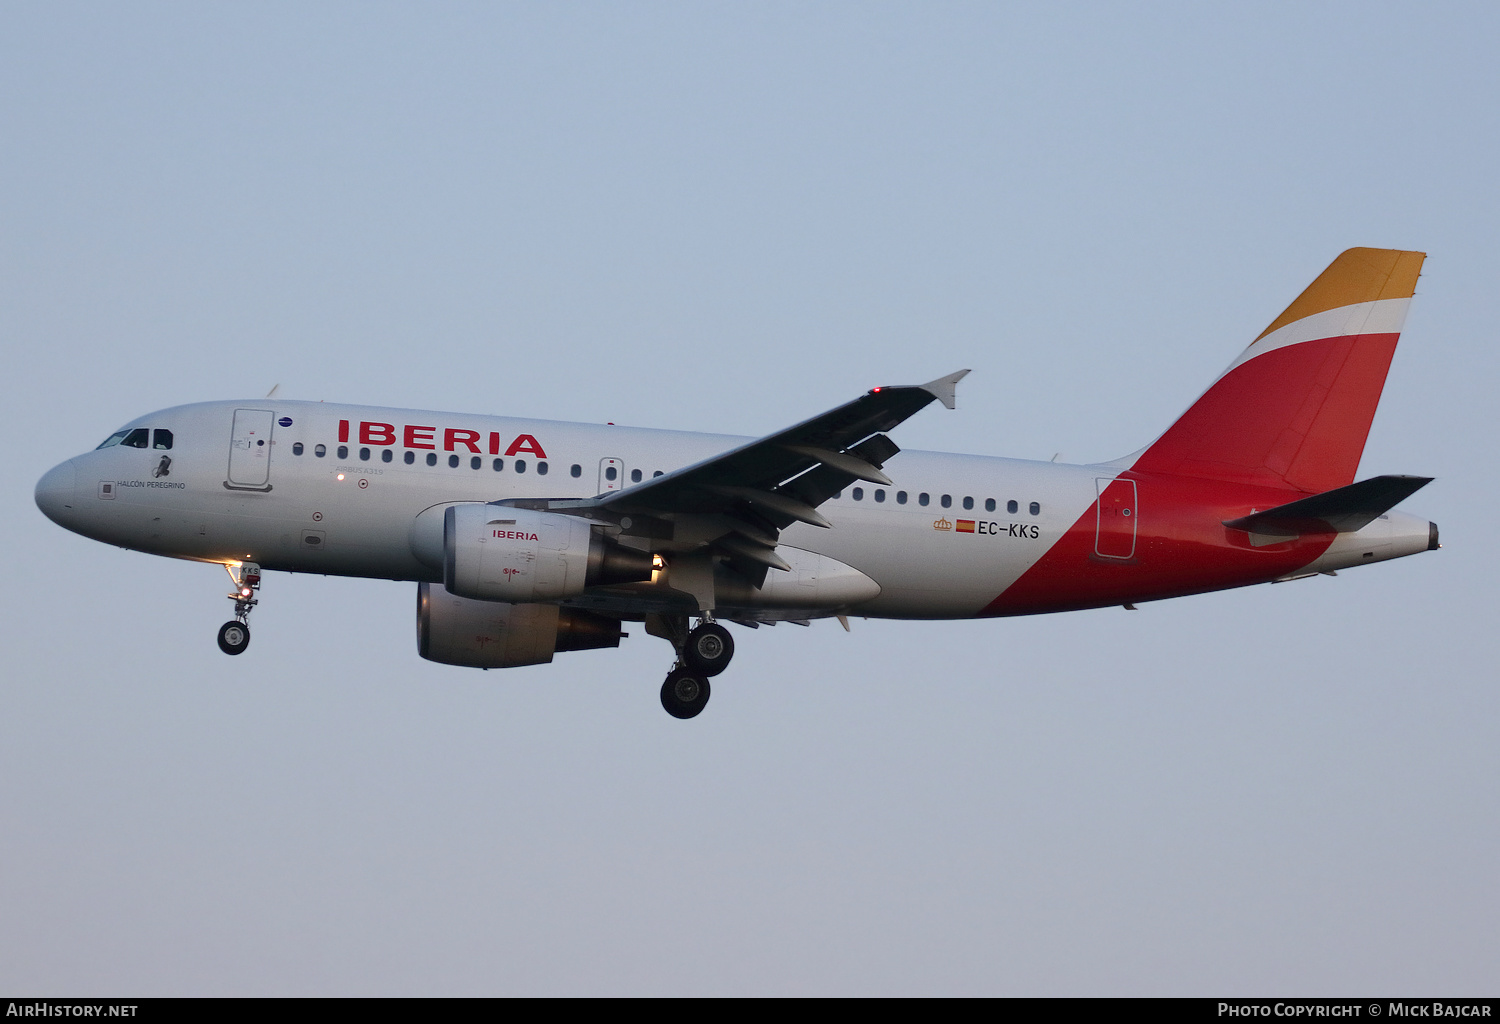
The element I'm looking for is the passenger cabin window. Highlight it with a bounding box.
[404,451,415,464]
[153,429,173,450]
[897,491,907,504]
[1030,502,1041,516]
[470,456,481,470]
[337,445,348,459]
[537,461,548,476]
[426,453,437,466]
[985,498,995,512]
[381,449,392,463]
[1007,500,1018,514]
[122,428,150,449]
[515,460,527,473]
[940,494,952,508]
[962,496,974,510]
[874,489,886,502]
[292,442,304,456]
[605,466,618,481]
[852,487,864,500]
[315,444,327,458]
[570,464,582,478]
[360,447,371,461]
[631,468,642,483]
[448,454,460,468]
[919,493,930,506]
[493,459,504,471]
[654,470,664,477]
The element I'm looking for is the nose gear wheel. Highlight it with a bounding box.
[217,620,250,655]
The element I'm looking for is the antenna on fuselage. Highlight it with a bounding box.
[265,384,280,398]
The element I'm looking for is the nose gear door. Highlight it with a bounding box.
[226,408,275,491]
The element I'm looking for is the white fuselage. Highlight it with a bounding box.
[36,398,1435,622]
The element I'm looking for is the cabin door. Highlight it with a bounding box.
[1094,477,1138,559]
[227,409,275,490]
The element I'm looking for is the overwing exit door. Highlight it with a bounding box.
[227,408,275,491]
[598,458,624,493]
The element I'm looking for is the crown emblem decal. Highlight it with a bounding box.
[932,517,952,531]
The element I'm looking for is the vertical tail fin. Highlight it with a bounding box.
[1127,248,1425,493]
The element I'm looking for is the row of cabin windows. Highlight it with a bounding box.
[291,441,553,474]
[284,440,1031,511]
[289,442,670,482]
[604,465,663,483]
[97,428,173,450]
[99,429,1033,514]
[843,487,1041,516]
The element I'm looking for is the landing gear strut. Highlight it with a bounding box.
[647,614,736,719]
[217,562,260,656]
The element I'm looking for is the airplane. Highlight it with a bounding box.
[34,248,1438,719]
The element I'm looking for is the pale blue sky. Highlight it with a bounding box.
[3,2,1496,995]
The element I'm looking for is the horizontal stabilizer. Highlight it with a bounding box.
[1223,475,1433,536]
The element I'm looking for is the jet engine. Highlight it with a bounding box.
[443,504,653,602]
[417,582,627,668]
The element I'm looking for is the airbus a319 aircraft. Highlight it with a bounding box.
[36,248,1438,718]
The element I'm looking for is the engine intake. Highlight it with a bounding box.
[443,504,653,602]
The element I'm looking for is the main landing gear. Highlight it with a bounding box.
[217,562,260,656]
[654,616,736,719]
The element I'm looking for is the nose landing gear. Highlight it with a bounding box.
[217,562,260,656]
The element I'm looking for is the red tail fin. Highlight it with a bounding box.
[1128,248,1425,494]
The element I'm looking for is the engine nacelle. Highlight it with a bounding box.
[417,582,627,668]
[443,504,653,602]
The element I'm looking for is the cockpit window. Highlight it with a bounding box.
[121,428,150,448]
[96,430,130,450]
[153,429,173,450]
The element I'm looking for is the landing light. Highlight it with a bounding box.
[337,473,345,481]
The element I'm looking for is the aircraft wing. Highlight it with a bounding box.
[540,370,969,585]
[602,369,968,519]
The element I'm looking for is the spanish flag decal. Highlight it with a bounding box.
[956,520,976,533]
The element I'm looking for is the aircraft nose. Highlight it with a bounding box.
[35,459,78,526]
